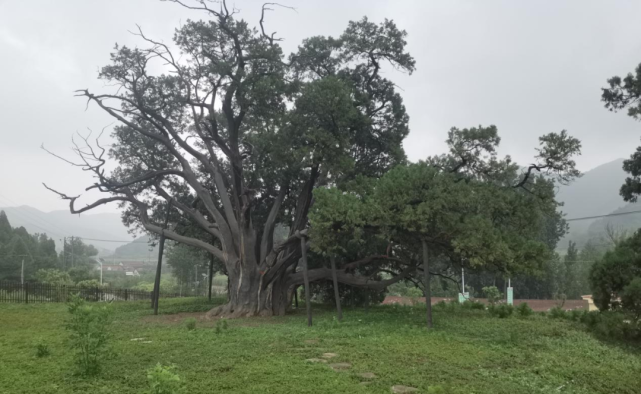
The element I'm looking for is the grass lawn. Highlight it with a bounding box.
[0,299,640,394]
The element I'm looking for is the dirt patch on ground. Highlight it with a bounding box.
[141,311,286,327]
[141,312,211,325]
[382,296,588,311]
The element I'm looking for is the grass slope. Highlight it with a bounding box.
[0,299,639,393]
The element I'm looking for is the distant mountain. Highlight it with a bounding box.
[587,202,641,241]
[0,205,135,253]
[111,235,158,260]
[555,158,631,250]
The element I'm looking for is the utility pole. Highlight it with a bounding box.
[70,236,74,268]
[152,203,172,315]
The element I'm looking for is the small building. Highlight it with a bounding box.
[102,264,124,272]
[581,295,599,311]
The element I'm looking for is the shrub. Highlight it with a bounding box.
[489,304,513,318]
[433,301,449,311]
[147,363,183,394]
[622,277,641,319]
[515,302,533,318]
[35,269,73,286]
[482,286,502,305]
[35,340,50,358]
[579,310,601,327]
[567,309,585,322]
[496,304,513,318]
[185,318,197,331]
[548,306,566,320]
[214,319,229,334]
[580,311,641,341]
[65,294,112,375]
[76,279,103,289]
[462,300,485,310]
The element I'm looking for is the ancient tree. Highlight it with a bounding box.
[44,0,415,316]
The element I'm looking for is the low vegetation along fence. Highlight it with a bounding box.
[0,281,190,304]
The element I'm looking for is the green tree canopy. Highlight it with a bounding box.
[43,0,415,317]
[0,211,59,281]
[602,62,641,201]
[310,126,580,315]
[590,229,641,312]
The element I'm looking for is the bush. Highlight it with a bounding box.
[76,279,103,289]
[65,294,112,375]
[515,302,533,318]
[567,309,585,322]
[214,319,229,334]
[35,269,73,286]
[462,300,486,310]
[548,306,566,320]
[482,286,502,305]
[622,277,641,319]
[35,340,50,358]
[578,311,641,341]
[147,363,183,394]
[489,304,513,318]
[185,318,196,331]
[579,310,601,327]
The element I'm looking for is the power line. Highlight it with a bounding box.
[566,209,641,222]
[76,237,137,243]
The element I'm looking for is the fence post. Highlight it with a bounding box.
[24,282,28,304]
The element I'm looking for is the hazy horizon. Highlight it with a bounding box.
[1,0,640,214]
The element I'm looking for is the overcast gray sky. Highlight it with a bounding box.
[1,0,640,214]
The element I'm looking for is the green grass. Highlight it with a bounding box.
[1,299,640,394]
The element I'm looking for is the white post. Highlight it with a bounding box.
[459,267,467,303]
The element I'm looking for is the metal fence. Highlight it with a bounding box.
[0,281,189,304]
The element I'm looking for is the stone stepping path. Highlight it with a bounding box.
[329,362,352,371]
[304,343,417,392]
[391,385,419,393]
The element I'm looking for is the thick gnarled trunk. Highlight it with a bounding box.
[206,271,292,318]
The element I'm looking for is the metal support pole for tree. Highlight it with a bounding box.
[152,203,172,315]
[330,255,343,321]
[300,235,312,327]
[422,239,433,329]
[208,257,214,301]
[208,235,215,302]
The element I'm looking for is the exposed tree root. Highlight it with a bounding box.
[205,303,275,319]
